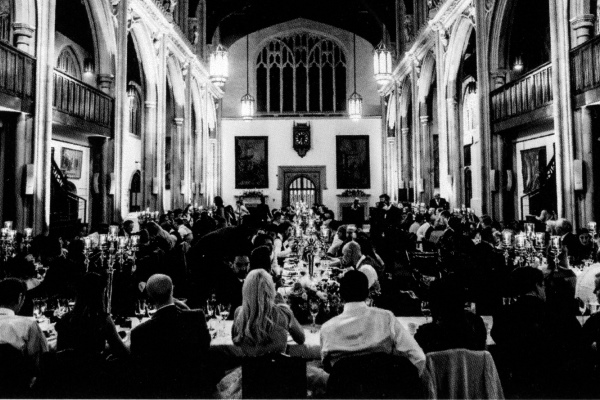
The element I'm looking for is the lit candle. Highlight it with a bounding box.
[24,228,32,238]
[4,221,12,230]
[130,235,140,246]
[535,232,545,248]
[84,237,92,249]
[0,228,7,238]
[99,234,107,246]
[118,236,128,248]
[146,207,150,213]
[515,234,526,250]
[588,221,597,236]
[467,208,472,214]
[109,225,119,237]
[7,230,16,240]
[524,223,535,237]
[154,211,159,219]
[550,235,562,251]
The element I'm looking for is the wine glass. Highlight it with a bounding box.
[33,299,42,322]
[309,300,320,333]
[421,301,432,322]
[147,302,157,317]
[135,299,147,322]
[217,303,231,337]
[578,298,588,324]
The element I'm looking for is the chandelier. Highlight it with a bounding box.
[373,41,393,86]
[209,43,229,87]
[240,34,255,120]
[348,32,362,121]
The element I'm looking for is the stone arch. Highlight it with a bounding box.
[489,0,512,73]
[166,55,186,118]
[398,76,412,125]
[417,50,436,113]
[444,16,475,100]
[80,0,117,77]
[129,22,158,104]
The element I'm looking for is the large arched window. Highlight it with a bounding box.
[57,46,82,79]
[128,82,142,137]
[288,176,317,206]
[129,171,141,212]
[0,0,11,43]
[256,32,347,114]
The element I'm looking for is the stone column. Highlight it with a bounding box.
[401,127,411,192]
[113,0,129,222]
[32,0,56,234]
[155,36,167,213]
[550,0,576,221]
[12,23,35,54]
[447,97,461,209]
[581,106,595,224]
[173,117,184,209]
[420,115,432,202]
[144,101,157,210]
[14,113,34,231]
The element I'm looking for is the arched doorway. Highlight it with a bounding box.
[288,176,317,206]
[129,171,141,212]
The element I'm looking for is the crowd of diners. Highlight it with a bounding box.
[1,193,600,398]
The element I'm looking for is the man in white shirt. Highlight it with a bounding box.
[0,278,48,380]
[320,270,426,375]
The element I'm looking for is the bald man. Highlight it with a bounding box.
[130,274,211,397]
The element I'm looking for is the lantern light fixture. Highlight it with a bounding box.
[513,55,523,72]
[209,43,229,87]
[240,34,255,120]
[373,41,393,86]
[83,58,94,74]
[348,32,362,121]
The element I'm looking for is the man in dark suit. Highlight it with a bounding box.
[429,193,449,211]
[130,274,212,398]
[373,194,403,272]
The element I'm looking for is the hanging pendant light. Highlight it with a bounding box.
[373,41,393,86]
[513,55,524,72]
[241,34,255,120]
[348,32,362,121]
[209,43,229,87]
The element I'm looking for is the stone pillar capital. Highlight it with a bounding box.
[98,74,115,93]
[145,101,157,109]
[173,117,185,126]
[420,115,430,124]
[401,127,410,136]
[570,14,595,29]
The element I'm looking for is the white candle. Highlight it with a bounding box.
[4,221,12,230]
[84,237,92,249]
[24,228,32,238]
[99,234,107,245]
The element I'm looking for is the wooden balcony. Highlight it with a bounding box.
[0,41,35,112]
[53,70,113,135]
[571,35,600,107]
[491,62,553,125]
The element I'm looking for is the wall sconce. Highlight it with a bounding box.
[84,58,94,74]
[513,56,523,72]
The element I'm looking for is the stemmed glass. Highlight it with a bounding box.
[135,299,147,322]
[33,299,43,322]
[147,302,157,317]
[421,301,431,322]
[578,298,588,324]
[217,303,231,337]
[309,300,320,333]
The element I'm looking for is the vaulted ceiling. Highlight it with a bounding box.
[190,0,398,47]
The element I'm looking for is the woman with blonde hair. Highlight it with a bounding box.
[218,269,328,398]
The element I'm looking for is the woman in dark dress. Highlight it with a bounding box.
[56,272,129,359]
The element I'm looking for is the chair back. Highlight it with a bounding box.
[423,348,504,399]
[408,251,440,277]
[326,353,422,399]
[0,343,31,398]
[241,353,307,399]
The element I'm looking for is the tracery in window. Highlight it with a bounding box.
[128,83,142,137]
[256,32,347,114]
[0,0,11,43]
[57,46,82,79]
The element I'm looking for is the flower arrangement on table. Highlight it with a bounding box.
[287,278,342,325]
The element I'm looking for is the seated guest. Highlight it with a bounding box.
[320,270,425,374]
[0,278,48,381]
[327,225,348,257]
[354,232,384,272]
[415,277,486,354]
[119,220,135,238]
[492,267,587,398]
[250,245,273,273]
[173,218,193,243]
[253,233,279,273]
[146,221,176,252]
[409,213,424,235]
[216,255,249,317]
[556,218,585,264]
[218,269,328,398]
[274,221,295,260]
[429,193,449,210]
[56,272,129,359]
[578,228,596,261]
[130,274,211,398]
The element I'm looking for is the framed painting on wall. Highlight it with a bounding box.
[60,148,83,179]
[235,136,269,188]
[336,135,370,189]
[521,146,547,194]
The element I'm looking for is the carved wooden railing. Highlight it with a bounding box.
[53,69,114,129]
[571,35,600,95]
[0,40,35,100]
[490,62,553,122]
